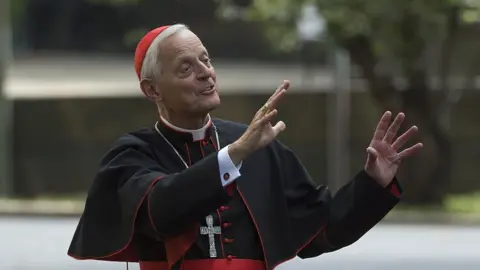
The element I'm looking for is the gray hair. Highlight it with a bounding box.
[140,24,189,81]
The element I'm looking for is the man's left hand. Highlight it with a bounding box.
[364,111,423,187]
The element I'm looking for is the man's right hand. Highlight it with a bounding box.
[229,80,290,165]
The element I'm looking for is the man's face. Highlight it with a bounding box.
[152,29,220,116]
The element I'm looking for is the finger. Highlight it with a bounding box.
[256,90,286,119]
[258,109,278,125]
[271,121,286,136]
[383,112,405,143]
[267,81,289,110]
[255,81,289,119]
[372,111,392,141]
[269,82,285,101]
[397,143,423,159]
[267,88,287,110]
[267,80,290,104]
[391,125,418,150]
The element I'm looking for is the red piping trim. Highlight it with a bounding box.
[216,209,226,258]
[236,183,329,270]
[67,176,163,262]
[195,117,213,142]
[271,224,327,269]
[209,136,218,151]
[199,141,206,157]
[148,177,165,235]
[184,143,192,167]
[236,186,269,270]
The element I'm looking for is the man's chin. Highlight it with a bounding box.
[192,99,219,115]
[205,93,221,108]
[204,100,221,113]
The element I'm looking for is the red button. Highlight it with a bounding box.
[219,206,229,211]
[222,222,232,228]
[223,173,230,181]
[201,140,207,146]
[223,238,234,244]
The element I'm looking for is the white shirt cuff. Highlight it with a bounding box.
[217,144,242,187]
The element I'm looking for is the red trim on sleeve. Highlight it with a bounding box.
[147,178,163,235]
[68,175,198,267]
[67,176,163,262]
[225,183,235,196]
[271,224,327,269]
[390,182,401,197]
[147,179,197,268]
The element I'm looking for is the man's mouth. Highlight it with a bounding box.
[200,85,216,95]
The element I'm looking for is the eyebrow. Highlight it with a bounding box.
[200,50,209,57]
[175,50,209,63]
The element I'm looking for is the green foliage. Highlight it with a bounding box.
[216,0,305,51]
[87,0,141,5]
[396,192,480,213]
[218,0,480,58]
[445,192,480,213]
[462,0,480,22]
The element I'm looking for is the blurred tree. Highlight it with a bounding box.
[215,0,480,205]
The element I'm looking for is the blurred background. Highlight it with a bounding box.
[0,0,480,269]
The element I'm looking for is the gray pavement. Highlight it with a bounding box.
[1,216,479,270]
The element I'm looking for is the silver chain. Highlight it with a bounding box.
[154,121,221,169]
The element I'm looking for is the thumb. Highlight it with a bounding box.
[366,147,380,159]
[365,147,380,166]
[271,121,286,136]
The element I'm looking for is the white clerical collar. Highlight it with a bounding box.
[159,114,212,141]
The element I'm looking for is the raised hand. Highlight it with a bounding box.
[364,111,423,187]
[229,80,290,163]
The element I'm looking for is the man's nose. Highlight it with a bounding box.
[196,63,212,80]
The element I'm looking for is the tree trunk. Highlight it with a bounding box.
[398,71,452,205]
[344,36,452,205]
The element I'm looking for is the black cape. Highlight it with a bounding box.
[68,118,401,269]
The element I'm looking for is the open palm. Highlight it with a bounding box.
[238,81,289,153]
[364,111,423,187]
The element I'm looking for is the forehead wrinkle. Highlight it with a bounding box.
[160,33,206,63]
[174,43,206,61]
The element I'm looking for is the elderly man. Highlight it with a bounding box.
[67,24,423,270]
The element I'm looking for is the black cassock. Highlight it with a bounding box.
[68,118,402,270]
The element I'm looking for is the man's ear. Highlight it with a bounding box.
[140,79,162,102]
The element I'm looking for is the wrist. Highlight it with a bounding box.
[364,169,392,188]
[228,140,249,165]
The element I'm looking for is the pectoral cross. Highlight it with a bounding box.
[199,215,221,258]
